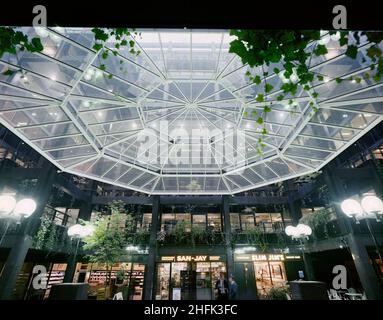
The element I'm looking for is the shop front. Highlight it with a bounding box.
[233,252,303,299]
[74,262,146,300]
[155,255,226,300]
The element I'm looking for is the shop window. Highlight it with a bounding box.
[140,213,152,231]
[207,214,221,231]
[254,259,287,298]
[85,262,145,300]
[161,213,176,232]
[156,263,171,300]
[271,213,284,232]
[241,214,256,230]
[255,213,273,233]
[176,214,191,232]
[373,149,383,160]
[155,261,227,300]
[192,215,206,229]
[230,213,241,232]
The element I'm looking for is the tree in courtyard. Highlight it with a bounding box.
[82,200,127,299]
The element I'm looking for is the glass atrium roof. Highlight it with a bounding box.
[0,28,383,194]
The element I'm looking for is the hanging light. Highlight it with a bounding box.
[341,198,363,217]
[13,198,37,218]
[0,195,17,216]
[361,195,383,215]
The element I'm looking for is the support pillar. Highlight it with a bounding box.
[143,196,160,300]
[347,234,383,299]
[222,196,234,278]
[63,239,80,283]
[0,164,56,300]
[285,181,302,224]
[324,169,383,299]
[0,235,32,299]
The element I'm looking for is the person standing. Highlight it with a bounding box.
[215,272,229,300]
[229,276,238,300]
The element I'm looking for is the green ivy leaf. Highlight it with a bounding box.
[102,51,109,60]
[255,94,264,102]
[313,44,328,56]
[317,75,324,81]
[276,95,284,101]
[264,83,273,93]
[345,45,358,59]
[93,43,103,51]
[261,128,267,135]
[273,67,280,74]
[256,117,264,125]
[335,77,343,83]
[100,64,106,71]
[2,69,15,76]
[108,74,113,79]
[31,37,43,52]
[129,40,135,47]
[91,28,109,42]
[263,106,271,113]
[254,75,261,85]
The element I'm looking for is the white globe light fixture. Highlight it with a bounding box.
[361,195,383,215]
[67,224,83,238]
[13,198,37,218]
[0,195,17,216]
[81,225,94,238]
[341,198,363,218]
[284,225,296,237]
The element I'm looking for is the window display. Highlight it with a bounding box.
[254,260,287,298]
[155,257,226,300]
[79,262,145,300]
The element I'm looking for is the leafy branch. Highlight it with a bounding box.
[229,30,383,143]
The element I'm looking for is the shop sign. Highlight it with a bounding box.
[285,255,302,260]
[176,255,208,262]
[234,253,285,262]
[160,255,223,262]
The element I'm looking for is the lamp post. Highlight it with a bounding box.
[341,195,383,262]
[64,224,94,283]
[0,194,37,245]
[285,223,314,280]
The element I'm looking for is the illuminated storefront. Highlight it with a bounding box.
[234,253,302,299]
[75,262,145,300]
[155,255,226,300]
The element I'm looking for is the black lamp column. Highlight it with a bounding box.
[143,195,160,300]
[222,196,234,279]
[0,165,56,299]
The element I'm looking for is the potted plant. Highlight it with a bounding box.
[266,286,290,300]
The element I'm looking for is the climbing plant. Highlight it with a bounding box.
[242,228,268,252]
[229,30,383,141]
[0,26,140,78]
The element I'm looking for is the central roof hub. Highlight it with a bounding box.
[185,102,198,109]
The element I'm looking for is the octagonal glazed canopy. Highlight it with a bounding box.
[0,28,383,194]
